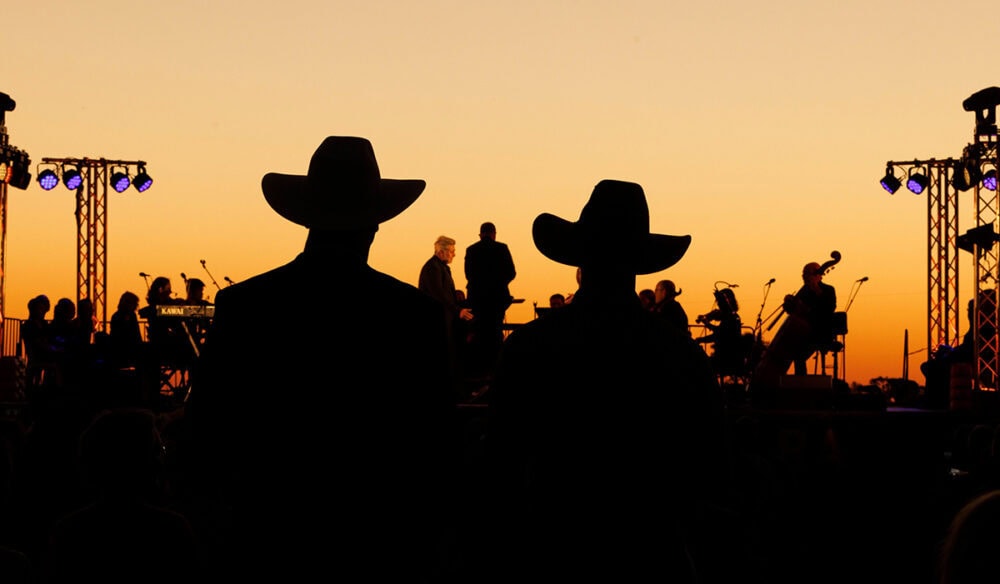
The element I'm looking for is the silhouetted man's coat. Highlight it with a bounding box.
[483,180,726,582]
[189,243,458,580]
[184,137,459,581]
[463,236,516,376]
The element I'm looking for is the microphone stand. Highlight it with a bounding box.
[840,277,868,382]
[844,278,868,312]
[754,279,776,339]
[200,260,222,291]
[139,272,151,292]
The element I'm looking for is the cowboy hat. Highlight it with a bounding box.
[532,179,691,275]
[262,136,426,229]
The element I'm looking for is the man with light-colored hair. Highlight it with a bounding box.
[420,236,473,323]
[420,235,474,379]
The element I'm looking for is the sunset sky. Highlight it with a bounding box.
[2,0,999,387]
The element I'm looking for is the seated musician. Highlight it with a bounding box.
[696,287,747,376]
[787,261,838,375]
[184,278,214,351]
[138,276,189,367]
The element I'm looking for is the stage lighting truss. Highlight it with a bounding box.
[109,167,130,193]
[0,144,32,190]
[907,168,930,194]
[38,159,154,195]
[880,166,901,194]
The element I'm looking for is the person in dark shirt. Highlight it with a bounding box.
[787,261,838,375]
[463,221,516,378]
[419,235,474,381]
[186,136,461,582]
[483,179,727,582]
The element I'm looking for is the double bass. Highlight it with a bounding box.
[751,251,841,391]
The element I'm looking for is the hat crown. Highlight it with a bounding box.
[308,136,382,193]
[578,180,650,243]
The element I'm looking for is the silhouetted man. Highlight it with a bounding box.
[186,137,461,582]
[483,180,727,582]
[463,221,516,378]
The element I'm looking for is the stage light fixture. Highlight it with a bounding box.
[984,169,998,191]
[907,170,930,194]
[132,165,152,192]
[8,165,31,190]
[37,168,59,191]
[880,167,901,194]
[6,150,31,190]
[952,160,980,191]
[62,166,82,190]
[110,168,130,193]
[0,161,8,184]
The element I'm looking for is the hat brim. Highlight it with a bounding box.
[263,174,425,230]
[533,213,691,275]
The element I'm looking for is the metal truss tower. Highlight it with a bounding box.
[969,132,1000,390]
[0,130,8,337]
[883,87,1000,391]
[41,157,147,332]
[882,159,961,356]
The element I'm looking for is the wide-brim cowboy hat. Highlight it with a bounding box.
[532,179,691,275]
[262,136,426,230]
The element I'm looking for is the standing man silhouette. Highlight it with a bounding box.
[185,136,461,582]
[463,221,516,379]
[483,180,727,582]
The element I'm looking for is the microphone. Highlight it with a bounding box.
[729,283,739,288]
[139,272,149,278]
[200,259,206,266]
[766,278,776,285]
[224,276,235,285]
[181,272,188,281]
[858,276,869,282]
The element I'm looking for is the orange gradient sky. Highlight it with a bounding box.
[2,0,998,387]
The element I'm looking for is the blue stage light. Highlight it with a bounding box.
[110,169,130,193]
[37,168,59,190]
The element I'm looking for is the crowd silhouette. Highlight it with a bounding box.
[2,135,1000,584]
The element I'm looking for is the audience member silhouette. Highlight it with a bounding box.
[185,136,462,582]
[109,291,144,370]
[20,295,53,396]
[483,179,727,582]
[651,279,690,337]
[70,298,96,345]
[549,292,566,309]
[42,298,77,390]
[44,407,200,584]
[463,221,516,378]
